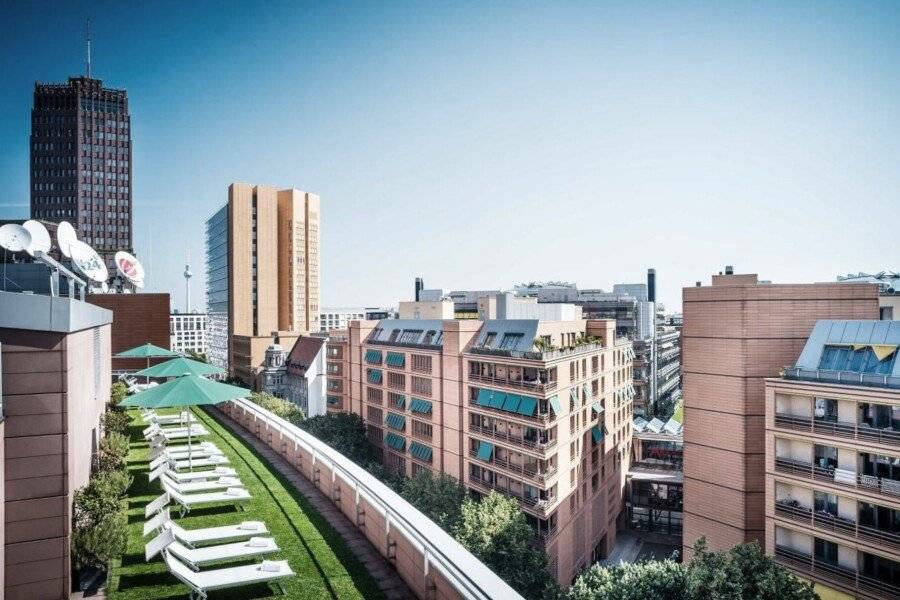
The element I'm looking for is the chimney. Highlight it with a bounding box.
[415,277,424,301]
[647,268,656,302]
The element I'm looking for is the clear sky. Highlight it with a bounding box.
[2,1,899,312]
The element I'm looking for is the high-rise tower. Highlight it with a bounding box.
[30,50,132,274]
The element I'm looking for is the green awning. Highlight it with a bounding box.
[384,432,406,451]
[570,388,578,403]
[393,394,406,409]
[410,398,432,414]
[476,441,494,461]
[386,351,405,367]
[583,383,591,399]
[502,394,522,413]
[591,426,603,444]
[385,412,406,431]
[476,388,493,407]
[367,368,383,383]
[365,349,383,364]
[592,401,603,414]
[517,395,537,416]
[548,395,562,416]
[488,390,507,409]
[409,441,433,462]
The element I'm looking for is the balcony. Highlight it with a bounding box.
[773,412,900,449]
[468,450,558,484]
[774,545,900,600]
[468,341,606,362]
[774,458,900,499]
[468,399,555,425]
[467,475,554,516]
[468,423,557,454]
[775,498,900,553]
[774,499,813,524]
[468,372,557,394]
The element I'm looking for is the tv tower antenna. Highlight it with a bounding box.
[85,19,92,78]
[184,250,193,313]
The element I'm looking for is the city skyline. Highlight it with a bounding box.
[3,2,900,311]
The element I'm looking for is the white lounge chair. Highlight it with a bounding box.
[161,479,251,516]
[150,442,222,462]
[145,492,172,518]
[146,528,280,571]
[144,423,208,440]
[147,411,197,426]
[150,427,210,442]
[143,509,270,548]
[163,548,294,599]
[171,454,230,471]
[148,463,236,484]
[161,472,243,494]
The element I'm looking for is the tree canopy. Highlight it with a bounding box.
[399,469,466,530]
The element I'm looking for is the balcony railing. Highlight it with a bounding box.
[774,458,900,499]
[468,400,555,425]
[468,342,606,362]
[774,545,900,600]
[775,500,900,553]
[467,475,553,516]
[783,366,900,390]
[467,372,557,393]
[774,501,812,524]
[468,424,557,454]
[774,412,900,449]
[468,450,557,484]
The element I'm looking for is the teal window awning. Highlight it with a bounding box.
[384,432,406,451]
[592,401,603,414]
[517,395,537,416]
[409,441,433,462]
[385,412,406,431]
[591,425,603,444]
[583,383,591,399]
[365,349,383,364]
[488,390,507,409]
[410,397,432,414]
[386,352,405,367]
[570,388,578,403]
[476,441,494,461]
[367,368,383,384]
[502,394,522,413]
[476,388,493,407]
[393,394,406,409]
[548,395,562,417]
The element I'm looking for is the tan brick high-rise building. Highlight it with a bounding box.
[215,183,320,388]
[681,269,879,558]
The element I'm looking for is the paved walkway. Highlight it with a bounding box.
[210,407,416,600]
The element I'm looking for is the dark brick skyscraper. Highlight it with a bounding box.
[30,76,132,272]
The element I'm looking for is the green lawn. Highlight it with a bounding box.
[106,406,384,600]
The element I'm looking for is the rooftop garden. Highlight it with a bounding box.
[105,405,384,600]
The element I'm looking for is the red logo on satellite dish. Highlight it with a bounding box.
[117,255,139,278]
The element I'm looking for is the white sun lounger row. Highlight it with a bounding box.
[141,409,198,427]
[144,422,209,440]
[150,440,222,461]
[150,480,251,518]
[146,527,280,570]
[150,464,237,484]
[149,450,228,473]
[144,507,269,547]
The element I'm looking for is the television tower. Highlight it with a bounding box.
[184,252,193,312]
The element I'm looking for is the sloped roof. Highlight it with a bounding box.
[286,336,326,370]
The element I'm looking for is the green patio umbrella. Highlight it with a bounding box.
[121,375,251,467]
[133,356,225,378]
[116,343,181,381]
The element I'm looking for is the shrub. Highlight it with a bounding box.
[72,507,128,569]
[249,392,305,425]
[109,382,128,410]
[101,410,131,435]
[95,432,129,473]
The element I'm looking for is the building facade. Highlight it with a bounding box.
[838,270,900,322]
[31,76,132,273]
[205,205,229,373]
[86,293,171,375]
[205,183,321,388]
[325,331,349,412]
[169,311,208,355]
[336,316,635,584]
[682,270,879,558]
[0,290,112,599]
[766,319,900,599]
[319,308,366,332]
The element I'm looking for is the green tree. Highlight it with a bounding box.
[249,391,305,425]
[453,491,558,600]
[109,381,128,409]
[565,559,686,600]
[101,409,131,435]
[186,349,208,363]
[95,432,130,473]
[399,470,466,530]
[299,412,377,466]
[72,471,130,569]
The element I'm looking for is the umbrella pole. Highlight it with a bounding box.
[188,413,193,471]
[146,357,150,384]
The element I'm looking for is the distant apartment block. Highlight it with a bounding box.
[333,316,635,584]
[682,269,879,558]
[319,308,365,332]
[170,311,208,355]
[205,183,321,388]
[767,319,900,599]
[838,270,899,321]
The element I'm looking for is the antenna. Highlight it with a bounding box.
[184,248,193,312]
[86,19,92,78]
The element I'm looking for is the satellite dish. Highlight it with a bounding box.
[22,220,52,256]
[57,221,77,258]
[101,281,110,293]
[69,240,108,283]
[115,251,146,287]
[0,224,32,252]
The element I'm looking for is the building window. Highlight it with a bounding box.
[366,386,383,404]
[367,405,383,423]
[411,354,432,373]
[412,419,433,440]
[411,376,432,397]
[387,371,406,390]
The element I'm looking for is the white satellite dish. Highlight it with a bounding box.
[101,281,110,293]
[22,220,52,256]
[57,221,77,258]
[0,224,32,252]
[69,240,108,283]
[115,251,146,287]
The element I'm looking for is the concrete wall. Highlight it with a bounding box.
[1,322,110,599]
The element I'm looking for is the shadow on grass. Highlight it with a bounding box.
[202,406,388,600]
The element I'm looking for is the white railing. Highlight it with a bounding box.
[225,398,523,600]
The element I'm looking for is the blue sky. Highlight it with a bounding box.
[2,1,899,311]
